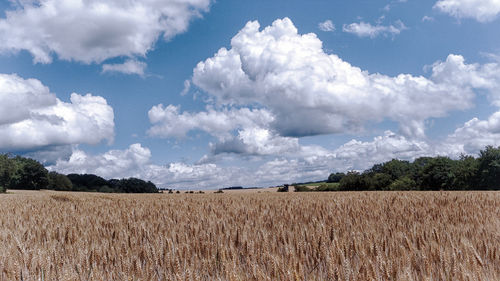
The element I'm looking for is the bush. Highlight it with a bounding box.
[389,177,416,191]
[0,185,5,193]
[294,185,313,192]
[314,184,340,192]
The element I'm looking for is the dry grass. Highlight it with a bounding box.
[0,190,499,280]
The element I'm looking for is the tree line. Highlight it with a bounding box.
[0,154,158,193]
[296,145,500,191]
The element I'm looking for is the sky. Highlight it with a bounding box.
[0,0,499,189]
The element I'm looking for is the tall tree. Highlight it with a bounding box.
[419,157,457,190]
[477,146,500,189]
[8,157,49,190]
[454,155,479,190]
[0,154,14,192]
[47,172,73,191]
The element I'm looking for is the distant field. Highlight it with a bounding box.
[0,190,499,280]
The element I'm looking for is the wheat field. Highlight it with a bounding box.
[0,190,498,280]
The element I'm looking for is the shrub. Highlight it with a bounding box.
[389,177,416,191]
[294,185,313,192]
[314,184,340,192]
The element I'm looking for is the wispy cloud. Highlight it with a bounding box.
[318,20,335,32]
[422,16,435,22]
[343,20,407,38]
[102,60,147,76]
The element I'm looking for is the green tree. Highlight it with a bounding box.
[381,159,412,180]
[327,172,345,183]
[0,154,14,192]
[339,171,367,191]
[47,172,73,191]
[419,157,457,190]
[67,174,109,191]
[109,177,159,193]
[370,173,393,190]
[477,146,500,189]
[454,155,479,190]
[8,157,49,190]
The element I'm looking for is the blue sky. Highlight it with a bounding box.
[0,0,499,189]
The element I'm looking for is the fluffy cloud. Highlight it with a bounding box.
[0,73,114,150]
[434,0,500,22]
[48,143,242,188]
[210,128,300,155]
[0,73,56,125]
[318,20,335,32]
[47,142,329,188]
[191,18,497,139]
[138,18,500,187]
[0,0,211,63]
[148,104,274,140]
[102,59,147,76]
[48,143,151,179]
[22,145,74,165]
[430,54,500,105]
[332,131,433,170]
[342,20,407,38]
[443,111,500,155]
[47,123,500,189]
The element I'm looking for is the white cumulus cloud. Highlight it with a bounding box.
[332,131,433,170]
[48,143,242,188]
[48,143,151,179]
[0,73,114,150]
[0,0,211,64]
[191,18,497,139]
[442,111,500,156]
[434,0,500,22]
[210,128,300,156]
[148,104,274,140]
